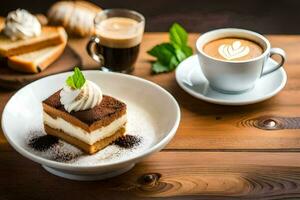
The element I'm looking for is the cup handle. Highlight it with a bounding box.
[86,36,104,65]
[261,48,286,76]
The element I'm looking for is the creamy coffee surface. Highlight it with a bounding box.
[95,17,144,48]
[203,38,263,61]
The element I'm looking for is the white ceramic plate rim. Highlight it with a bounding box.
[175,55,287,106]
[2,71,181,170]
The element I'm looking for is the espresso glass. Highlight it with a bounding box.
[87,9,145,73]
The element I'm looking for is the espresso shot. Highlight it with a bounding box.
[87,9,145,73]
[96,44,140,72]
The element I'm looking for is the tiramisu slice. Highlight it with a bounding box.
[42,67,127,154]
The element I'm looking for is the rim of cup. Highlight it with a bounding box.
[94,8,145,27]
[196,28,271,63]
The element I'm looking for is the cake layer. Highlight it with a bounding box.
[45,125,126,154]
[43,92,126,126]
[43,111,127,145]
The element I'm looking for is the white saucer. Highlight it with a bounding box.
[2,71,180,181]
[176,55,287,106]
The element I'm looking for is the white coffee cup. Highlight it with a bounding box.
[196,28,286,93]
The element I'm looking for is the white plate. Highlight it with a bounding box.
[2,71,180,180]
[176,55,287,106]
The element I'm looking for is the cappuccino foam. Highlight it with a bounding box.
[95,17,144,48]
[203,38,263,61]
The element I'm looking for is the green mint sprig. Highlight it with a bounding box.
[66,67,86,89]
[147,23,193,74]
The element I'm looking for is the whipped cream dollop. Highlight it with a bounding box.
[60,80,103,113]
[218,41,250,60]
[3,9,41,41]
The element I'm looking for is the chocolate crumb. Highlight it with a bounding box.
[114,135,141,149]
[28,135,59,151]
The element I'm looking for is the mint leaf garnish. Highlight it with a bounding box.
[174,46,187,62]
[148,43,176,66]
[170,23,188,47]
[181,45,193,57]
[66,67,86,89]
[147,23,192,74]
[152,61,169,73]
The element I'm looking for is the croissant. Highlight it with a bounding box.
[48,1,102,37]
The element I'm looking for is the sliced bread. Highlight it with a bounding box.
[0,17,4,31]
[0,26,67,57]
[7,41,66,73]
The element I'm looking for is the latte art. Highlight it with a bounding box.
[218,41,250,60]
[203,37,263,61]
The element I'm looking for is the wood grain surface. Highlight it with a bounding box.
[1,33,300,199]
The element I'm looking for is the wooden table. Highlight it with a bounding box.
[1,33,300,199]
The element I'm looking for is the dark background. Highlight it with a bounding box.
[0,0,299,34]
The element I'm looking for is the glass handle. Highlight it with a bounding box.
[86,36,104,65]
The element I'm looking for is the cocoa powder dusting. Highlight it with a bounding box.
[28,135,59,151]
[114,135,141,149]
[52,150,80,162]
